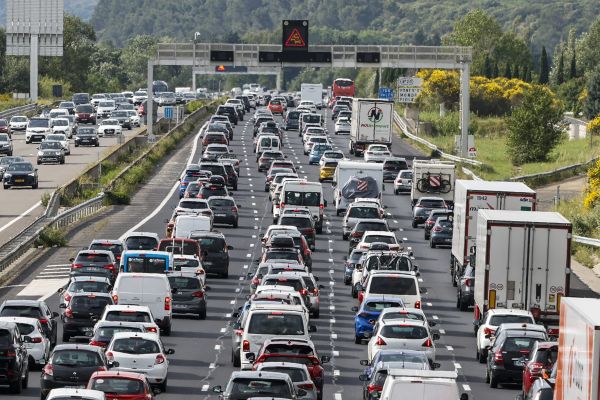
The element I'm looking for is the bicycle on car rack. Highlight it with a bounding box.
[416,172,452,194]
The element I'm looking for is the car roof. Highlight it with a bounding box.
[90,239,123,245]
[46,388,106,400]
[257,361,309,371]
[497,323,547,332]
[380,318,427,327]
[104,305,151,312]
[230,370,292,381]
[90,370,146,380]
[111,331,160,341]
[52,343,104,352]
[487,309,534,316]
[1,299,43,307]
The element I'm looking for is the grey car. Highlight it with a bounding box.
[0,133,13,156]
[412,196,447,228]
[37,141,65,165]
[0,156,24,178]
[0,299,59,347]
[168,272,207,319]
[208,196,239,227]
[212,370,298,400]
[424,209,452,240]
[429,218,453,248]
[110,110,132,129]
[191,232,232,278]
[457,265,475,311]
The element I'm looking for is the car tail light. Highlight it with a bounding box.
[72,263,84,269]
[530,307,541,320]
[299,382,314,390]
[155,354,166,365]
[243,340,250,352]
[30,337,42,343]
[415,301,421,309]
[483,327,495,336]
[192,290,204,298]
[312,288,319,295]
[89,340,106,347]
[432,226,442,232]
[103,264,115,270]
[112,294,118,304]
[64,308,73,318]
[319,204,324,209]
[548,328,559,336]
[351,231,362,238]
[43,363,54,376]
[358,291,364,303]
[280,202,285,209]
[375,336,386,346]
[235,329,243,337]
[465,279,472,287]
[251,278,260,286]
[64,294,72,303]
[528,362,544,375]
[232,207,238,213]
[106,351,114,361]
[494,351,504,364]
[422,338,433,347]
[367,384,383,393]
[164,297,171,310]
[146,326,158,333]
[300,288,308,296]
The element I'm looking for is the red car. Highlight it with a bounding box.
[522,341,558,395]
[268,99,284,115]
[249,338,329,399]
[88,371,158,400]
[0,119,11,137]
[157,238,201,257]
[75,104,97,124]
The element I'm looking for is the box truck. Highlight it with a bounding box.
[300,83,324,109]
[349,98,393,156]
[411,160,456,207]
[333,160,383,216]
[380,370,469,400]
[474,210,571,328]
[450,180,536,286]
[554,297,600,400]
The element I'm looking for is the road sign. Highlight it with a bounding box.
[396,76,423,103]
[378,87,394,101]
[164,107,173,120]
[468,135,476,158]
[215,65,248,73]
[397,77,423,87]
[282,20,309,52]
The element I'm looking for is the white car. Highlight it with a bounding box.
[9,115,28,131]
[475,309,535,363]
[172,254,206,285]
[125,110,141,127]
[334,117,351,134]
[46,389,106,400]
[96,100,116,118]
[376,307,436,328]
[298,101,317,113]
[394,169,413,194]
[50,118,73,138]
[364,144,392,163]
[91,94,107,107]
[106,331,173,390]
[367,319,438,363]
[319,150,345,166]
[132,91,147,105]
[48,108,69,119]
[45,133,71,155]
[361,271,422,309]
[356,231,401,252]
[303,136,330,155]
[97,119,122,137]
[0,316,50,366]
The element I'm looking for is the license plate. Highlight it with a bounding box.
[215,213,226,217]
[513,359,524,366]
[82,327,93,333]
[175,304,189,309]
[15,179,24,183]
[445,238,452,242]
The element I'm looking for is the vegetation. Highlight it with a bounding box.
[34,227,68,248]
[40,192,51,208]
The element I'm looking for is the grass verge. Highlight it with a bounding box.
[34,227,67,247]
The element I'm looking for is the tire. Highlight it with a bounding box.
[424,233,429,240]
[342,234,348,241]
[312,309,320,319]
[199,308,207,320]
[355,335,362,344]
[440,179,452,194]
[430,241,435,248]
[412,221,418,228]
[485,367,490,383]
[452,269,458,287]
[3,185,9,189]
[459,296,470,311]
[394,189,399,194]
[233,350,241,367]
[336,210,341,216]
[489,370,498,388]
[22,367,28,389]
[316,226,323,234]
[159,377,168,393]
[74,143,79,147]
[62,332,70,342]
[10,374,22,394]
[478,349,487,363]
[352,284,359,298]
[233,220,238,228]
[222,272,229,279]
[163,324,172,336]
[32,182,38,189]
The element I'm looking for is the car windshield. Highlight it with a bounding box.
[40,142,62,150]
[78,128,96,135]
[98,101,114,107]
[105,311,152,323]
[228,378,292,400]
[489,315,534,326]
[370,276,417,295]
[69,280,111,293]
[12,117,27,122]
[112,337,160,354]
[102,120,118,126]
[0,306,42,318]
[70,295,112,311]
[363,301,403,312]
[504,336,542,352]
[7,163,33,172]
[91,377,144,395]
[248,313,304,335]
[29,119,49,128]
[51,350,102,367]
[348,207,379,219]
[209,198,234,207]
[198,237,226,252]
[168,276,201,290]
[381,325,428,339]
[76,105,94,112]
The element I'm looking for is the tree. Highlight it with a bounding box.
[579,16,600,73]
[569,51,577,79]
[492,62,499,78]
[539,47,549,84]
[584,65,600,119]
[556,51,565,85]
[483,55,492,78]
[514,65,520,80]
[506,85,564,165]
[504,63,512,79]
[120,35,159,89]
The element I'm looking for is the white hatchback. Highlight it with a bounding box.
[0,316,50,366]
[367,319,438,363]
[364,144,392,163]
[475,309,535,363]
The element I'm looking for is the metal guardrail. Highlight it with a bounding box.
[574,235,600,247]
[0,103,37,119]
[393,111,482,166]
[51,194,105,229]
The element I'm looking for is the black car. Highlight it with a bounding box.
[69,250,118,282]
[222,163,238,190]
[216,105,238,125]
[2,162,38,189]
[208,196,239,227]
[0,300,59,347]
[382,158,409,181]
[168,272,207,319]
[198,183,228,200]
[0,321,30,393]
[278,214,317,251]
[345,249,365,285]
[74,127,100,147]
[193,232,231,278]
[60,293,114,342]
[486,329,546,388]
[40,344,115,399]
[37,141,65,165]
[110,110,132,130]
[348,219,390,250]
[283,110,301,131]
[253,116,275,136]
[456,265,475,311]
[72,93,90,106]
[198,162,228,185]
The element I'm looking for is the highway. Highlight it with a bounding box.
[0,105,596,400]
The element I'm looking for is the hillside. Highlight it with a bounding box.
[90,0,597,52]
[0,0,98,24]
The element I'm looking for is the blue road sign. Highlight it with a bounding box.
[378,87,394,101]
[164,106,174,119]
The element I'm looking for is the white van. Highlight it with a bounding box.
[240,303,315,370]
[255,135,281,155]
[280,181,326,233]
[299,113,323,133]
[380,370,468,400]
[173,215,211,238]
[111,273,174,335]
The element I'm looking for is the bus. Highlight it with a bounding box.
[121,250,173,273]
[332,78,355,98]
[152,80,169,94]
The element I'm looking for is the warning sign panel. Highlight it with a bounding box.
[282,20,308,52]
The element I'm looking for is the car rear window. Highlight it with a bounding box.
[261,366,307,382]
[173,258,200,270]
[69,280,111,293]
[209,198,235,207]
[89,243,123,255]
[125,236,158,250]
[198,237,226,252]
[489,315,534,326]
[370,276,417,295]
[51,350,103,367]
[90,377,144,394]
[264,344,314,355]
[96,326,144,339]
[363,301,403,312]
[248,313,304,335]
[264,251,298,261]
[71,295,112,311]
[348,207,379,219]
[364,235,396,244]
[105,311,152,323]
[15,323,35,335]
[533,347,558,364]
[419,199,446,208]
[504,337,543,351]
[112,337,160,354]
[179,201,208,209]
[381,325,428,339]
[263,278,304,291]
[280,217,313,229]
[382,311,425,322]
[0,306,42,319]
[355,222,387,231]
[168,276,201,290]
[76,253,111,263]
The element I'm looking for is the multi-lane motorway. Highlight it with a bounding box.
[0,104,596,400]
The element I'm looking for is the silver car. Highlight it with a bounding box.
[257,362,318,400]
[342,203,384,240]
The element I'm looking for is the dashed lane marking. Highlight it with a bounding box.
[462,385,471,391]
[433,315,439,320]
[454,363,462,369]
[446,346,454,351]
[201,384,210,392]
[439,329,446,334]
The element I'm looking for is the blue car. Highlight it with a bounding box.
[178,174,198,198]
[308,144,333,165]
[353,296,404,344]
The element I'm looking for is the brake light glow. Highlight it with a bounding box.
[483,327,495,336]
[155,354,166,365]
[192,290,204,298]
[300,289,308,296]
[432,227,442,232]
[465,279,472,287]
[72,263,84,269]
[422,338,433,347]
[415,301,421,309]
[64,294,71,303]
[30,337,43,343]
[367,384,382,393]
[103,264,115,270]
[243,340,250,352]
[164,297,172,310]
[112,294,118,304]
[494,351,504,364]
[235,329,243,337]
[528,362,543,375]
[375,336,386,346]
[64,308,73,318]
[106,351,114,361]
[43,364,54,376]
[146,326,158,333]
[89,340,106,347]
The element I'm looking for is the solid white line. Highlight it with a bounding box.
[0,201,42,233]
[214,344,221,350]
[121,128,203,238]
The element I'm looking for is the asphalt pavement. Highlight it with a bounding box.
[0,105,597,400]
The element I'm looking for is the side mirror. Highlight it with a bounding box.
[309,325,317,333]
[419,288,428,294]
[318,284,325,289]
[108,360,120,368]
[359,374,370,382]
[245,353,256,362]
[246,272,253,278]
[204,286,211,291]
[432,333,440,341]
[232,312,240,319]
[351,306,359,312]
[363,332,372,339]
[57,288,65,294]
[166,349,175,355]
[227,245,234,250]
[460,394,469,400]
[59,303,67,309]
[429,321,437,327]
[212,386,223,394]
[359,359,369,366]
[320,355,330,364]
[69,257,75,262]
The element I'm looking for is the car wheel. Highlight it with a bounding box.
[62,332,70,342]
[222,272,229,279]
[430,241,435,248]
[485,367,490,383]
[352,284,359,298]
[312,310,319,319]
[22,366,28,389]
[354,335,362,344]
[162,324,172,336]
[159,378,168,392]
[489,370,498,388]
[32,182,38,189]
[412,221,418,228]
[10,373,22,394]
[456,295,461,309]
[95,142,99,147]
[74,143,79,147]
[233,220,238,228]
[233,350,241,367]
[3,185,9,189]
[199,308,207,320]
[478,349,487,363]
[424,233,429,240]
[452,269,458,287]
[342,234,348,240]
[459,296,470,312]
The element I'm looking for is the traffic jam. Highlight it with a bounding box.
[0,78,593,400]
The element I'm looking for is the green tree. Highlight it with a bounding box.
[504,63,512,79]
[483,55,492,78]
[492,62,499,78]
[584,65,600,119]
[579,16,600,73]
[120,35,159,89]
[514,65,520,80]
[539,46,549,84]
[506,85,564,165]
[569,51,577,79]
[556,51,565,85]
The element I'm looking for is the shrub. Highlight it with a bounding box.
[34,227,67,248]
[185,100,206,114]
[40,192,51,207]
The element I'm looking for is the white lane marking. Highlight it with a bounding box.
[330,318,336,323]
[433,315,439,320]
[454,362,462,369]
[333,350,339,356]
[393,220,398,223]
[230,300,235,305]
[201,384,210,391]
[462,384,471,391]
[331,333,337,339]
[446,346,454,351]
[243,264,249,269]
[43,264,71,269]
[122,128,203,237]
[333,370,340,377]
[219,328,226,333]
[249,244,255,248]
[209,363,216,369]
[246,253,252,257]
[225,313,232,318]
[239,276,244,280]
[329,305,335,311]
[0,201,42,234]
[328,259,333,262]
[18,278,68,299]
[334,394,342,400]
[426,302,433,307]
[418,278,424,282]
[439,329,446,334]
[235,288,240,292]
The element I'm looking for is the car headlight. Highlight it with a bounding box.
[4,173,11,178]
[55,151,62,155]
[28,173,35,176]
[37,151,43,156]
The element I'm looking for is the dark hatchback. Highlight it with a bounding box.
[193,232,231,278]
[109,110,132,130]
[0,321,30,393]
[74,127,99,147]
[40,344,115,399]
[222,163,238,190]
[424,209,452,240]
[208,196,239,227]
[70,250,118,282]
[168,273,207,319]
[278,214,316,251]
[382,158,408,181]
[3,162,38,189]
[284,110,301,130]
[198,183,228,200]
[60,293,114,342]
[216,105,238,125]
[345,249,366,285]
[258,151,285,172]
[74,104,96,124]
[429,218,453,248]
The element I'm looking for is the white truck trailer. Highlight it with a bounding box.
[554,297,600,400]
[333,160,383,216]
[349,98,393,156]
[450,180,536,286]
[411,160,456,207]
[473,210,571,328]
[300,83,324,109]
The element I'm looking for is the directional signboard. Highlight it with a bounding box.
[164,106,173,120]
[378,87,394,101]
[282,20,309,52]
[396,77,423,103]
